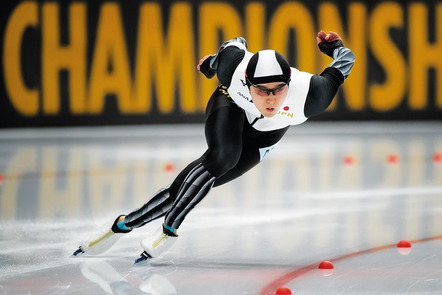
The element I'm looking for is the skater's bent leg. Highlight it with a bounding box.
[202,104,244,178]
[212,143,262,187]
[164,98,246,231]
[214,126,290,187]
[164,163,216,230]
[122,187,171,229]
[123,157,204,229]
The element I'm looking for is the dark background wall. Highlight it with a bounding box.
[1,0,441,128]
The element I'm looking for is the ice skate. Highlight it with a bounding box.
[72,215,132,256]
[134,224,178,264]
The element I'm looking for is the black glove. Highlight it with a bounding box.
[199,56,216,79]
[318,40,344,58]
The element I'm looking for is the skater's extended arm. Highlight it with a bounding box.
[304,31,355,118]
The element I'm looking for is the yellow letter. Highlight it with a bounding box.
[318,2,367,111]
[369,2,406,111]
[199,3,242,107]
[245,2,266,52]
[409,3,442,109]
[42,2,87,114]
[135,2,197,113]
[89,3,132,114]
[268,2,315,73]
[3,1,39,116]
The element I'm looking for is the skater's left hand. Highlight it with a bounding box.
[316,30,344,57]
[316,30,341,44]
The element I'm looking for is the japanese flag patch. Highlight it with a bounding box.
[281,104,294,113]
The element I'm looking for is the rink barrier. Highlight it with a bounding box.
[1,0,442,127]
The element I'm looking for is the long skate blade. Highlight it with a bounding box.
[134,251,152,264]
[72,247,84,257]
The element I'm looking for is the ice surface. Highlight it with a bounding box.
[0,122,441,294]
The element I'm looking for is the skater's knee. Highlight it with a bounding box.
[203,145,241,177]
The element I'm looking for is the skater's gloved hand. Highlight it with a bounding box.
[316,30,344,58]
[197,54,216,78]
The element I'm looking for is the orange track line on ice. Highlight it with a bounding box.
[259,235,442,295]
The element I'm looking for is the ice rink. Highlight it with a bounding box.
[0,122,441,295]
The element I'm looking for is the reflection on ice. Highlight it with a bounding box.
[138,273,177,295]
[80,260,177,295]
[0,123,441,294]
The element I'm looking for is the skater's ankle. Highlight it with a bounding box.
[163,224,178,237]
[112,215,132,233]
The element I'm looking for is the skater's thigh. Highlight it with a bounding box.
[213,143,260,187]
[213,126,289,187]
[202,90,245,177]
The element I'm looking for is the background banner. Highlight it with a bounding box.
[1,0,441,127]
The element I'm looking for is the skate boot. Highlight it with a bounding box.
[72,215,132,256]
[134,224,178,264]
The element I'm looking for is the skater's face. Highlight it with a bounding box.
[249,82,289,117]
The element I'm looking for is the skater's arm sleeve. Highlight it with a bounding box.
[304,46,355,118]
[325,46,355,80]
[216,47,246,87]
[199,37,248,86]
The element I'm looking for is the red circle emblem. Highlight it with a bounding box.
[283,106,289,111]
